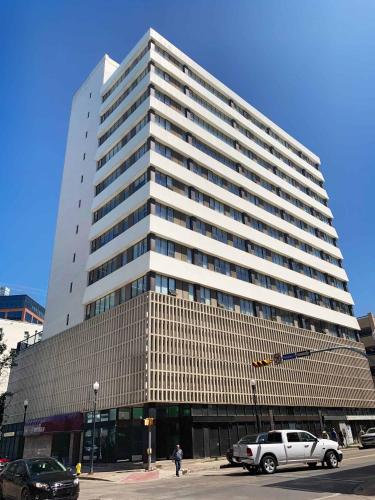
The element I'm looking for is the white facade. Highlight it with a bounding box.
[0,319,42,393]
[44,28,359,340]
[43,55,119,336]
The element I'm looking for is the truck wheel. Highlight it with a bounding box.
[261,455,277,474]
[325,451,339,469]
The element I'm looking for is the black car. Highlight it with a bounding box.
[0,457,79,500]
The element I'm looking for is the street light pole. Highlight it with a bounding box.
[21,399,28,458]
[89,382,99,475]
[250,379,261,434]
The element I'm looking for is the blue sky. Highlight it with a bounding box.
[0,0,374,315]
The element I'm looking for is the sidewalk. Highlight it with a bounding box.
[79,457,229,483]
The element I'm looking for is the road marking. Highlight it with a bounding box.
[312,494,341,500]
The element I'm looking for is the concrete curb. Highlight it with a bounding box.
[79,475,113,482]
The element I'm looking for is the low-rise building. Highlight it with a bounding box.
[0,320,42,393]
[0,295,45,325]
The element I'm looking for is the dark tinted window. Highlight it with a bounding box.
[299,432,316,442]
[6,462,18,474]
[238,434,262,444]
[267,432,282,443]
[287,432,300,442]
[16,462,27,476]
[27,459,66,475]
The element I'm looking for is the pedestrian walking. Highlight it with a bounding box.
[331,428,338,442]
[338,430,344,448]
[171,444,183,477]
[342,428,347,447]
[359,427,365,446]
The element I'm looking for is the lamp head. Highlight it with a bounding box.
[250,378,256,388]
[93,381,99,393]
[24,399,28,409]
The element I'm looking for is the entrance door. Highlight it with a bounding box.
[219,426,230,456]
[51,433,70,465]
[192,426,204,458]
[209,427,220,457]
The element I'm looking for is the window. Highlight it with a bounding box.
[155,275,176,295]
[240,299,254,316]
[236,266,249,282]
[78,200,81,208]
[69,282,73,293]
[87,111,90,118]
[155,171,173,189]
[188,284,195,301]
[214,258,230,276]
[75,225,79,234]
[195,252,208,268]
[199,287,211,305]
[131,276,147,298]
[118,407,131,420]
[132,407,144,419]
[299,432,316,442]
[66,314,69,326]
[155,238,174,257]
[85,131,88,138]
[72,253,76,263]
[16,463,27,476]
[133,238,147,259]
[156,203,174,222]
[7,311,22,320]
[267,432,283,444]
[217,292,234,310]
[287,432,300,442]
[80,175,83,183]
[212,227,227,243]
[83,153,86,160]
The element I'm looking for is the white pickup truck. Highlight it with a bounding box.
[232,430,342,474]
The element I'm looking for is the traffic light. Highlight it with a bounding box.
[252,358,273,368]
[144,417,155,426]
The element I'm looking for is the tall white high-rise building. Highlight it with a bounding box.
[5,28,374,463]
[44,28,357,341]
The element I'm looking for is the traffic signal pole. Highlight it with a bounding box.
[275,345,369,364]
[148,424,152,471]
[144,417,155,471]
[251,344,369,368]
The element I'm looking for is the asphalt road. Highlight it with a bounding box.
[79,449,375,500]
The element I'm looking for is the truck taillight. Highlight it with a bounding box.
[247,447,253,457]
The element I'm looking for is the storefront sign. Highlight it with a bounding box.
[24,412,83,436]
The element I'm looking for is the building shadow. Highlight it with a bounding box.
[264,464,375,496]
